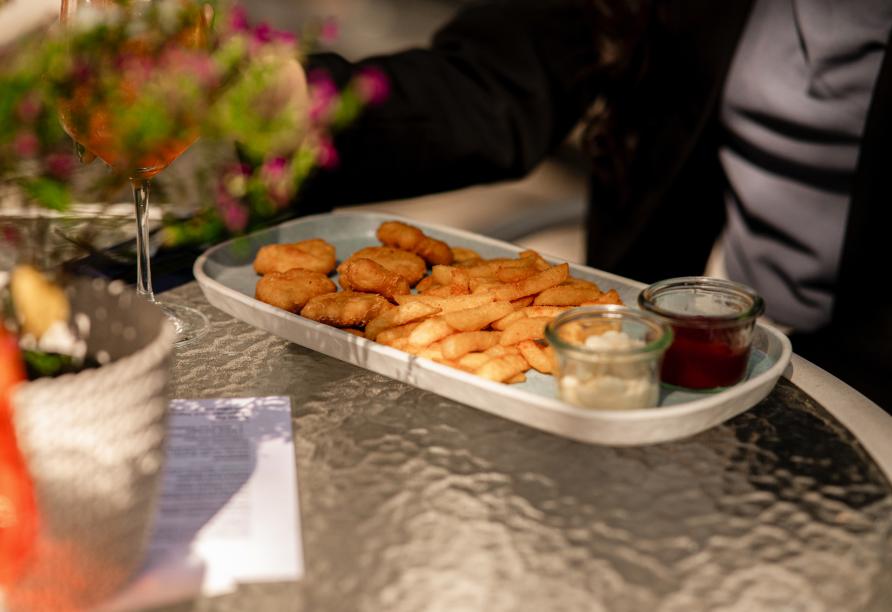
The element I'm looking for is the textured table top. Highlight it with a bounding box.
[162,283,892,612]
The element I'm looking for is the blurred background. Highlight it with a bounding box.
[1,0,590,289]
[242,0,590,264]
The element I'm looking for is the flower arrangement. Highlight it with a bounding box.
[0,0,388,593]
[1,0,387,245]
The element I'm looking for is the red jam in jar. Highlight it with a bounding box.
[638,277,764,390]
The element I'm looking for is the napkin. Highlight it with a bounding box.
[97,396,303,611]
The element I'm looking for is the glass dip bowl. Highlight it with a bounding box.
[637,277,765,390]
[545,306,673,410]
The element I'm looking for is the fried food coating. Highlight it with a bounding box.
[450,246,482,265]
[300,291,394,328]
[338,257,410,301]
[253,238,336,275]
[376,221,454,266]
[255,268,337,313]
[344,246,427,286]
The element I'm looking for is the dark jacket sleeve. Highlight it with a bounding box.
[296,0,615,210]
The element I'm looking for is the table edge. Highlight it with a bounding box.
[786,355,892,484]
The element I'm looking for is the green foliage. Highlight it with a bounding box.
[0,1,381,251]
[22,178,70,212]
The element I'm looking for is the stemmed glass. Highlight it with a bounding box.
[57,0,210,346]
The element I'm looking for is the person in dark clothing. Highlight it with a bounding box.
[296,0,892,412]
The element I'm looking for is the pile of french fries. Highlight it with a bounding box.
[364,248,623,384]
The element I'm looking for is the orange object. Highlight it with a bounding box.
[0,328,39,587]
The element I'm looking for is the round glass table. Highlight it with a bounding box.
[158,283,892,612]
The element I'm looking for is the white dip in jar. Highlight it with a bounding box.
[546,307,672,411]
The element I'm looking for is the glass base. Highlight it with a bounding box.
[156,302,209,347]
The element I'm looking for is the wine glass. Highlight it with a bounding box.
[57,0,211,346]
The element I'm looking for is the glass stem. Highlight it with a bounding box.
[132,179,156,303]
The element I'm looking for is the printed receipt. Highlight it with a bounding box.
[98,397,303,611]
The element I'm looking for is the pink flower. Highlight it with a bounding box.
[308,70,338,123]
[71,60,92,83]
[355,66,390,105]
[316,136,339,169]
[161,48,219,90]
[120,53,155,84]
[253,22,273,45]
[45,153,77,181]
[215,190,249,233]
[16,94,42,123]
[319,18,339,44]
[263,157,287,174]
[229,5,250,33]
[13,132,39,158]
[248,22,297,55]
[274,30,298,47]
[261,156,294,207]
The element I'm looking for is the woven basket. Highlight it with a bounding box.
[8,277,174,609]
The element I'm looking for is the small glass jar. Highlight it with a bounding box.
[638,277,765,390]
[545,306,673,410]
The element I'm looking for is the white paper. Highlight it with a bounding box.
[97,396,303,611]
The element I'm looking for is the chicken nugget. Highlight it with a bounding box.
[338,258,410,301]
[347,246,426,286]
[253,238,336,275]
[300,291,394,328]
[377,221,454,266]
[255,268,337,313]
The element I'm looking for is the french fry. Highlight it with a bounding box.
[533,285,603,306]
[342,328,365,337]
[544,345,557,372]
[408,317,454,348]
[441,331,502,360]
[491,306,569,331]
[496,267,539,283]
[500,316,552,346]
[365,301,441,340]
[510,296,534,308]
[394,294,494,312]
[387,337,410,351]
[492,309,528,331]
[423,283,470,297]
[470,280,503,294]
[483,263,569,302]
[505,373,527,384]
[520,305,573,318]
[376,321,423,346]
[430,265,465,286]
[457,352,492,371]
[517,340,554,374]
[565,277,601,289]
[443,301,514,332]
[475,354,529,383]
[415,275,436,293]
[518,250,551,271]
[484,344,521,358]
[464,257,535,279]
[425,265,471,296]
[580,288,623,305]
[417,342,445,361]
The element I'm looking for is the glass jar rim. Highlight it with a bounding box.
[544,305,674,360]
[637,276,765,325]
